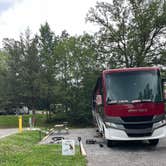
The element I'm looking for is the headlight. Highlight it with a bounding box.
[105,122,124,130]
[105,122,116,127]
[153,120,166,129]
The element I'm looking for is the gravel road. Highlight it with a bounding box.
[40,128,166,166]
[0,128,18,139]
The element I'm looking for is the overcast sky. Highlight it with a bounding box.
[0,0,107,48]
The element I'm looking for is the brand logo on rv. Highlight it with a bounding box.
[128,109,148,113]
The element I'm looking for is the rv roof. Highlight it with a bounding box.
[103,67,160,75]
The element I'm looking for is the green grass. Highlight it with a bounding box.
[0,131,86,166]
[0,113,93,128]
[0,114,48,128]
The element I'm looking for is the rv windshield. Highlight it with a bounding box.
[105,70,162,104]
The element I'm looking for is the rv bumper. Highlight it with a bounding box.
[104,125,166,141]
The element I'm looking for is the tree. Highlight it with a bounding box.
[0,51,9,108]
[19,30,41,111]
[38,22,57,118]
[3,29,41,112]
[3,38,24,107]
[86,0,166,67]
[54,32,98,125]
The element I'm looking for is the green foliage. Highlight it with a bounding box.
[86,0,166,67]
[38,22,57,109]
[0,51,9,107]
[3,29,41,110]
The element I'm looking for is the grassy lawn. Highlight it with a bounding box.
[0,131,86,166]
[0,113,92,128]
[0,114,48,128]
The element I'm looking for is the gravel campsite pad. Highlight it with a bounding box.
[40,128,166,166]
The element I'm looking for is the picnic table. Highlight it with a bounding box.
[54,122,69,134]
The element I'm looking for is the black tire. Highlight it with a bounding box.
[107,140,115,147]
[149,139,159,146]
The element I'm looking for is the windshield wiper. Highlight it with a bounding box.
[141,99,152,102]
[107,99,129,104]
[131,99,141,103]
[131,99,152,103]
[118,100,129,104]
[107,98,118,104]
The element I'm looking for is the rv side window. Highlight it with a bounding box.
[96,77,103,105]
[92,76,103,107]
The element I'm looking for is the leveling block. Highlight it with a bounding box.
[78,137,87,156]
[86,139,104,148]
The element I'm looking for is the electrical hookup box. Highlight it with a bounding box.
[62,140,75,156]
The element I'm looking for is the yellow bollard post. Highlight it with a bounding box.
[18,116,23,133]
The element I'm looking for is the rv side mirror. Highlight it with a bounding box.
[96,95,102,106]
[162,79,166,101]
